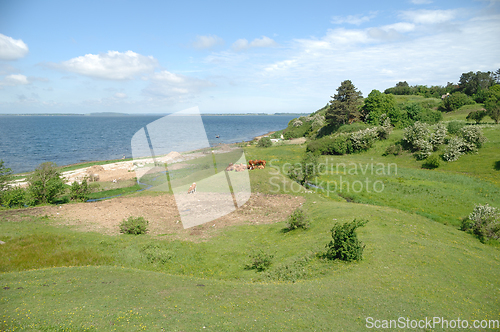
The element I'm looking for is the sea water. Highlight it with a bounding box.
[0,114,299,173]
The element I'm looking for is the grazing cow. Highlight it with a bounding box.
[187,182,196,194]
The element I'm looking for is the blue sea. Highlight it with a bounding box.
[0,114,300,174]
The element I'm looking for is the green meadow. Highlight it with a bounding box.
[1,109,500,331]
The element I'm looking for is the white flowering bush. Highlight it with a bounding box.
[350,127,379,152]
[443,137,465,162]
[413,139,433,160]
[403,122,434,159]
[310,114,326,130]
[430,123,447,149]
[459,126,486,153]
[377,115,392,140]
[461,204,500,242]
[292,118,303,127]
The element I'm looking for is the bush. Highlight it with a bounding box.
[257,136,272,148]
[422,154,440,169]
[350,127,379,152]
[306,135,350,155]
[0,160,13,194]
[27,162,65,204]
[442,92,475,112]
[466,110,487,124]
[1,187,28,208]
[377,116,393,140]
[285,208,309,230]
[263,255,311,282]
[461,204,500,243]
[119,216,149,235]
[245,249,274,271]
[140,243,173,264]
[459,126,486,151]
[325,219,368,261]
[383,144,403,156]
[69,178,91,201]
[447,121,465,134]
[429,123,447,149]
[443,137,465,162]
[288,152,319,186]
[336,122,372,134]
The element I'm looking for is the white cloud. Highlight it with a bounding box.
[0,34,29,60]
[192,35,224,49]
[400,9,457,24]
[55,51,158,80]
[232,36,277,51]
[114,92,127,99]
[259,11,500,100]
[410,0,433,4]
[143,70,214,101]
[0,74,30,86]
[331,13,376,25]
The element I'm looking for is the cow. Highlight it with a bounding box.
[187,182,196,194]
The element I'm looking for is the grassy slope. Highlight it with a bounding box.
[1,121,500,331]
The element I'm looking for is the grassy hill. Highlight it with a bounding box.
[1,109,499,330]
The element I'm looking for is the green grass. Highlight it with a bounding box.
[1,124,499,331]
[1,195,499,330]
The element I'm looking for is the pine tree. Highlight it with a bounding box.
[325,80,363,126]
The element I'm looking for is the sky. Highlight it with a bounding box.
[0,0,499,114]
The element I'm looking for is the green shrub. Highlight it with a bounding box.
[383,144,403,156]
[336,122,372,134]
[442,92,475,112]
[69,178,91,201]
[325,219,368,262]
[257,136,272,148]
[466,110,487,124]
[245,249,274,272]
[447,121,465,134]
[2,187,28,208]
[27,162,65,204]
[285,208,309,230]
[119,216,149,235]
[422,154,440,169]
[461,204,500,243]
[288,152,319,186]
[140,243,173,264]
[263,255,311,282]
[283,121,312,139]
[415,108,443,124]
[0,160,13,194]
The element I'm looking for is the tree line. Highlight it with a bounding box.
[325,69,500,129]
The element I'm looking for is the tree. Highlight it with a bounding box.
[466,110,487,124]
[361,89,396,125]
[459,71,495,96]
[484,90,500,124]
[384,81,411,95]
[28,162,65,204]
[325,80,363,126]
[493,69,500,84]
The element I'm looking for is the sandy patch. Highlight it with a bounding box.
[3,193,305,241]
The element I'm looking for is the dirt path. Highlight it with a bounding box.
[2,193,305,241]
